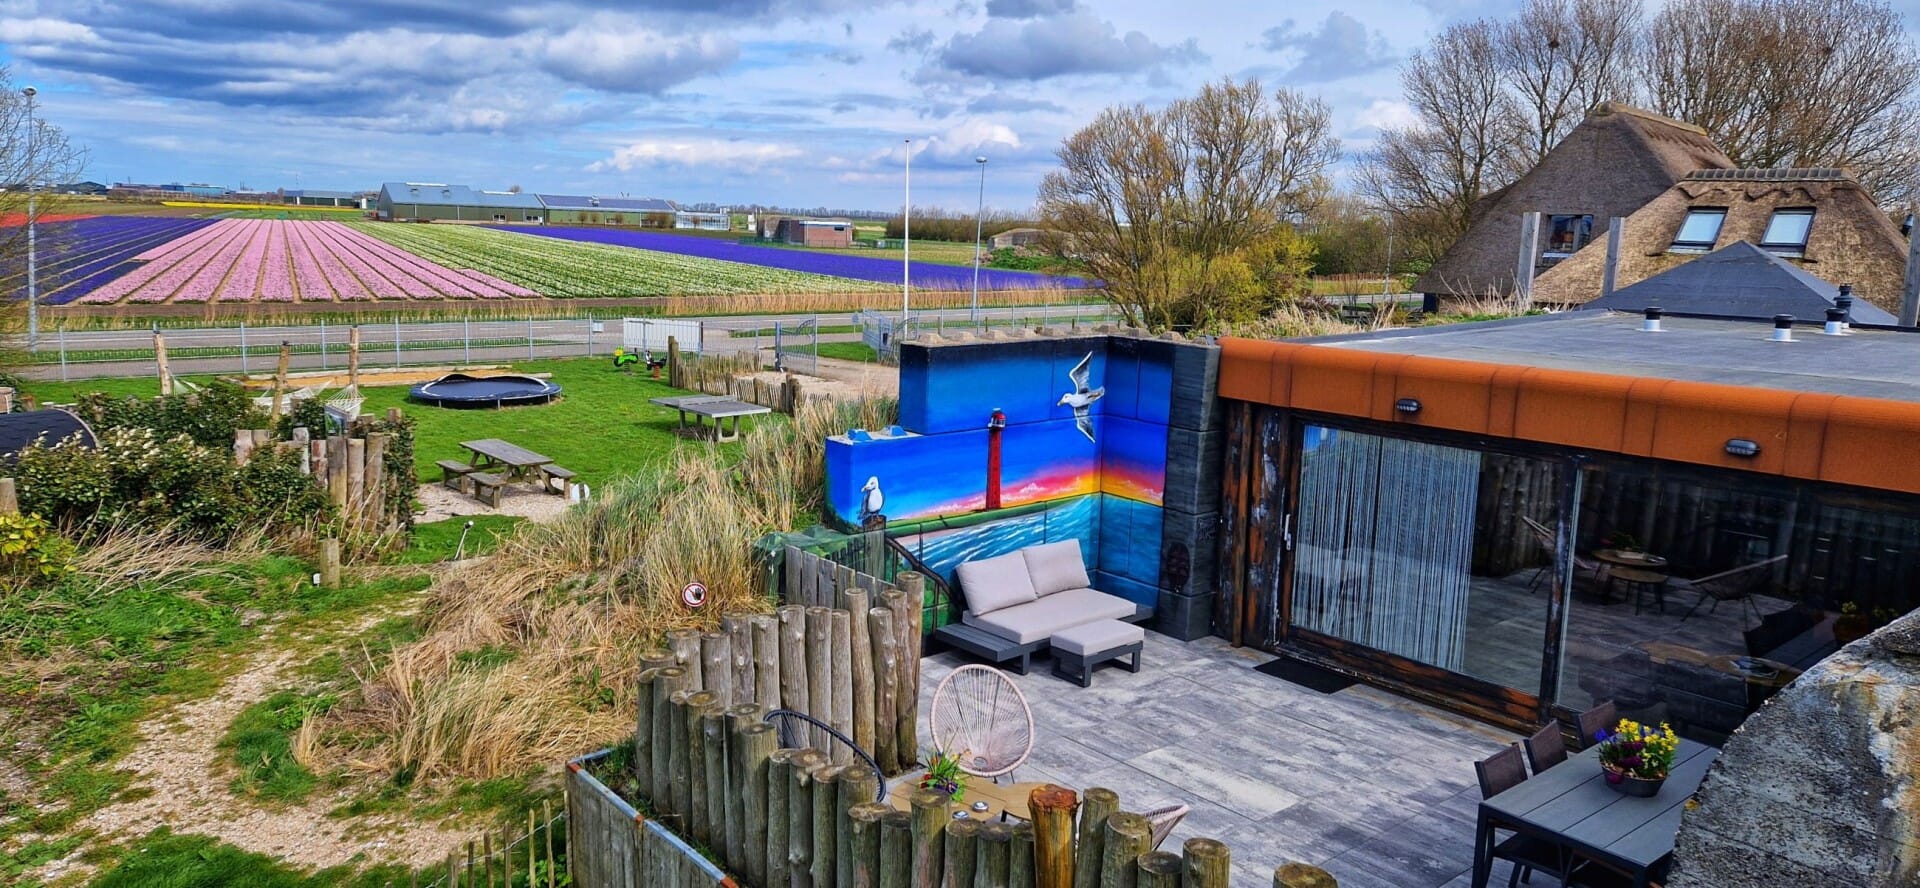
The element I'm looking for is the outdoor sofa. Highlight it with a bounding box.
[932,540,1152,674]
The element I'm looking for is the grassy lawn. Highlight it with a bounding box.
[813,342,878,363]
[22,356,749,486]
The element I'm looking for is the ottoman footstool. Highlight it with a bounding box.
[1050,619,1144,687]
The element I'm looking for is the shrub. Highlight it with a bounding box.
[76,381,266,450]
[0,512,77,583]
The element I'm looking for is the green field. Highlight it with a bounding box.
[349,223,873,298]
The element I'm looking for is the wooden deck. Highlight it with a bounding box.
[920,633,1556,888]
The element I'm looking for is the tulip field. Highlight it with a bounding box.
[9,216,1091,308]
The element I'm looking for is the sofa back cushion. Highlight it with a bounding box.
[1022,540,1090,597]
[955,551,1039,616]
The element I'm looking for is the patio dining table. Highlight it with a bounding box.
[886,780,1051,822]
[1472,738,1718,888]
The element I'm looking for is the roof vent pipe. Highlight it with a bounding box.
[1836,284,1854,328]
[1771,314,1795,342]
[1642,306,1663,333]
[1824,307,1848,336]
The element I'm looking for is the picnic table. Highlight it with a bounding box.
[1473,737,1718,888]
[649,394,772,442]
[460,438,554,482]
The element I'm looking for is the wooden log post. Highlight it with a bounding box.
[944,819,982,888]
[812,765,848,888]
[667,691,694,823]
[829,609,854,762]
[270,341,292,427]
[666,628,704,691]
[740,722,777,888]
[641,647,677,674]
[154,332,172,395]
[837,768,878,888]
[975,823,1012,888]
[881,589,917,766]
[726,703,764,869]
[1073,788,1119,888]
[667,335,681,388]
[327,436,348,508]
[868,608,900,775]
[345,437,367,520]
[850,802,889,888]
[0,478,17,517]
[650,666,689,810]
[1029,786,1078,888]
[752,614,781,714]
[789,750,829,888]
[364,432,388,526]
[726,614,756,709]
[908,789,947,888]
[1009,822,1036,888]
[1272,863,1336,888]
[347,325,361,389]
[779,605,810,713]
[1180,839,1229,888]
[898,572,926,688]
[842,588,875,760]
[702,631,732,707]
[684,691,720,841]
[879,810,914,888]
[770,749,798,888]
[635,668,659,799]
[1135,853,1181,888]
[1097,813,1151,888]
[701,706,730,857]
[805,606,833,722]
[319,539,341,588]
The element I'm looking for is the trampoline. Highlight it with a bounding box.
[409,373,562,408]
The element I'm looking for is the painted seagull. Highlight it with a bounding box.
[859,475,885,521]
[1057,352,1105,442]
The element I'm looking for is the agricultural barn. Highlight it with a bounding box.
[283,189,361,208]
[674,210,731,231]
[538,195,675,228]
[54,181,106,195]
[375,183,545,224]
[990,227,1051,250]
[1532,169,1910,314]
[773,218,854,248]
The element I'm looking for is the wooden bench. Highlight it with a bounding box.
[437,459,474,492]
[468,471,507,507]
[540,465,576,496]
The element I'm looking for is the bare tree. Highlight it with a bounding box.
[1500,0,1643,164]
[1643,0,1920,203]
[0,70,87,348]
[1038,78,1336,330]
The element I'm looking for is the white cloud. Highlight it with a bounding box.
[539,19,739,92]
[0,17,100,44]
[1352,98,1419,132]
[588,138,804,172]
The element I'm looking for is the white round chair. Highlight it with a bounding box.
[928,664,1035,780]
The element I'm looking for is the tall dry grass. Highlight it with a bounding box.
[316,396,897,782]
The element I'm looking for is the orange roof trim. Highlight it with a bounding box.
[1218,337,1920,495]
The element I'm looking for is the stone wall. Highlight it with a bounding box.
[1668,611,1920,887]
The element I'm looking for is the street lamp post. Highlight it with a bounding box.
[22,86,37,352]
[901,138,911,320]
[971,155,987,326]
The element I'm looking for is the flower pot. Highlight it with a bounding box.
[1603,766,1665,797]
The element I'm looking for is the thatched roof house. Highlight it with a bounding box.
[1413,103,1731,300]
[1532,168,1909,312]
[1582,240,1898,323]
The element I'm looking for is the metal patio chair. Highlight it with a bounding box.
[763,708,885,802]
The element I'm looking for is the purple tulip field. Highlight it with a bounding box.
[1,216,217,305]
[500,225,1092,290]
[66,219,537,304]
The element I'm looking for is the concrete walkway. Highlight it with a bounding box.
[918,632,1548,888]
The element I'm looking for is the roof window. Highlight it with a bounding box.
[1671,208,1726,253]
[1761,208,1814,255]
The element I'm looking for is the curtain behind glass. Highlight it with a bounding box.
[1293,427,1481,671]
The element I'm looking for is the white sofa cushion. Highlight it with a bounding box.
[1051,619,1145,655]
[1022,540,1091,597]
[962,587,1137,644]
[955,550,1038,616]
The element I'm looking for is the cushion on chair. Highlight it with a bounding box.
[961,587,1137,644]
[955,551,1039,616]
[1050,618,1144,655]
[1022,540,1090,597]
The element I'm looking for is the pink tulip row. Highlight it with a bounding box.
[81,219,533,304]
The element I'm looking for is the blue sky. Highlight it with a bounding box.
[3,0,1913,212]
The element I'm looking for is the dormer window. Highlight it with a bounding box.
[1544,214,1593,258]
[1671,208,1726,253]
[1761,208,1814,255]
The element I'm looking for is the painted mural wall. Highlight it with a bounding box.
[825,333,1215,613]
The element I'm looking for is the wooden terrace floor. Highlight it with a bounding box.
[919,633,1567,888]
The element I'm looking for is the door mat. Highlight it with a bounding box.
[1254,657,1357,694]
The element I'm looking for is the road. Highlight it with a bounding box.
[18,304,1124,381]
